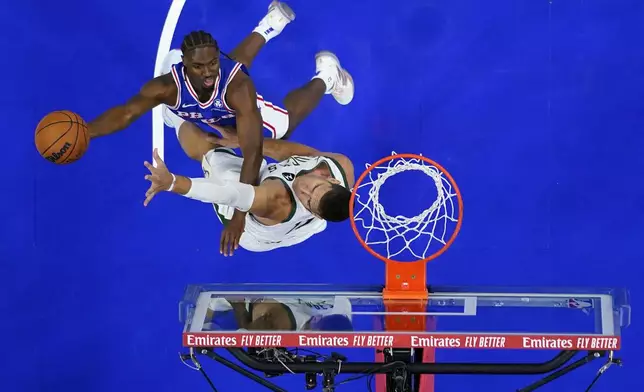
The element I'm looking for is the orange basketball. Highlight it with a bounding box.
[35,111,90,164]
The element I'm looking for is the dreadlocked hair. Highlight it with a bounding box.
[181,30,219,54]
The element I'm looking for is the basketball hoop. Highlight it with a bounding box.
[349,152,463,298]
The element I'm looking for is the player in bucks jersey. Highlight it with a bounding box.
[142,123,355,256]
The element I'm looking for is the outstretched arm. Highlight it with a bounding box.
[166,174,271,216]
[88,74,176,138]
[143,149,271,217]
[214,73,264,255]
[226,74,263,187]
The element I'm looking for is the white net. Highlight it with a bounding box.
[352,152,461,261]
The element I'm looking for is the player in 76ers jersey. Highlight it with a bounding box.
[142,122,355,256]
[159,1,353,148]
[85,1,354,254]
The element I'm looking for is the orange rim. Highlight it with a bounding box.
[349,153,464,265]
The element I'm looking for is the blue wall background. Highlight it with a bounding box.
[2,0,642,390]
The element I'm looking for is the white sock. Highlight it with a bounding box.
[312,70,336,94]
[253,20,275,43]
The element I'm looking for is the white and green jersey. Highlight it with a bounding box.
[201,149,349,252]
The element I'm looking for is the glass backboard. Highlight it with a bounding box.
[178,283,629,392]
[180,283,629,349]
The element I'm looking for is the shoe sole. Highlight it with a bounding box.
[335,71,354,105]
[316,50,341,67]
[315,51,354,105]
[274,1,296,21]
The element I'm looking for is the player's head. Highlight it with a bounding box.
[181,30,220,91]
[293,174,351,222]
[248,300,296,331]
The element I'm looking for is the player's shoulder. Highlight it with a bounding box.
[139,73,178,103]
[227,66,252,88]
[155,72,176,85]
[150,72,177,90]
[225,71,256,109]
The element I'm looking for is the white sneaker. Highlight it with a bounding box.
[254,1,296,42]
[315,51,354,105]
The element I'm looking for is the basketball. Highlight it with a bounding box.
[35,111,90,164]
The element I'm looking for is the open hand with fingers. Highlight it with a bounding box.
[143,148,176,206]
[220,210,246,257]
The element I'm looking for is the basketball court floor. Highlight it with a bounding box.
[4,0,644,391]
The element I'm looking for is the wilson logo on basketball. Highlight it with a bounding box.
[47,142,72,163]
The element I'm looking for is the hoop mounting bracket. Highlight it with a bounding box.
[383,261,427,300]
